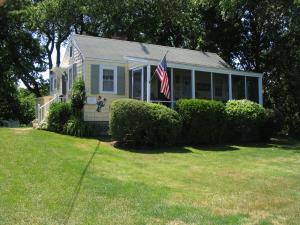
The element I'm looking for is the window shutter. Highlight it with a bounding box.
[73,63,77,81]
[91,64,100,94]
[117,66,125,95]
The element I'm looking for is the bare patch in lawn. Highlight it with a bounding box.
[12,128,32,134]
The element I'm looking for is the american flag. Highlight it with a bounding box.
[155,55,170,99]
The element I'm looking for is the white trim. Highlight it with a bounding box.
[258,77,263,105]
[146,64,151,102]
[99,65,118,94]
[245,76,248,99]
[210,72,213,100]
[228,74,232,100]
[192,69,195,99]
[171,68,174,108]
[124,56,263,78]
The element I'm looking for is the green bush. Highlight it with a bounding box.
[63,117,91,137]
[18,89,35,125]
[70,78,86,118]
[176,99,226,144]
[47,102,72,133]
[110,99,182,147]
[225,100,268,142]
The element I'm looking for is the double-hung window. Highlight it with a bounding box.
[100,65,117,93]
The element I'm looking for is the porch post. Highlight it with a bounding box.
[228,74,232,100]
[146,64,151,102]
[171,68,174,108]
[192,69,195,99]
[245,76,248,99]
[258,76,263,105]
[210,72,213,100]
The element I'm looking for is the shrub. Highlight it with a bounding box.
[176,99,226,144]
[63,117,91,137]
[47,102,72,133]
[18,89,35,125]
[225,100,267,142]
[70,78,86,118]
[110,99,182,147]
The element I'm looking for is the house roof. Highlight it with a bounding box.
[73,34,231,69]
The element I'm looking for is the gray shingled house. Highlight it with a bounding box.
[37,34,263,127]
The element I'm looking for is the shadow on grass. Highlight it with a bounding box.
[114,143,240,154]
[63,140,100,225]
[235,137,300,152]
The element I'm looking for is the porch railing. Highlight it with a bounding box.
[37,95,65,124]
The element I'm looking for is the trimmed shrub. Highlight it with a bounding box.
[176,99,226,144]
[110,99,182,147]
[225,100,267,142]
[47,102,72,133]
[63,117,91,137]
[70,78,86,118]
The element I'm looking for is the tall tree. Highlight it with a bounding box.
[0,0,47,97]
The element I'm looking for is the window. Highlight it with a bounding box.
[70,46,73,57]
[100,66,117,93]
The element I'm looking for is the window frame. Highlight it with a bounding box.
[99,65,117,94]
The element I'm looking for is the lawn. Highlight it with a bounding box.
[0,128,299,225]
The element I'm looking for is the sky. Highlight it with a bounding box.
[41,46,67,80]
[19,46,66,88]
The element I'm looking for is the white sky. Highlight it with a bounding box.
[41,46,67,80]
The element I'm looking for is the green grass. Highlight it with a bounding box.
[0,128,300,225]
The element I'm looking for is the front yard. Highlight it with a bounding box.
[0,128,299,225]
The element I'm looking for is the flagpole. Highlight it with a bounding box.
[149,50,169,83]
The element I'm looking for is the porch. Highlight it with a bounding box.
[127,57,263,108]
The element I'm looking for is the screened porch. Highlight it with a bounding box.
[127,59,263,108]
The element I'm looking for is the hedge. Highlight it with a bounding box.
[110,99,182,147]
[176,99,226,144]
[226,100,278,142]
[47,102,72,133]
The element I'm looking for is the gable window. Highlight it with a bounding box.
[100,65,117,93]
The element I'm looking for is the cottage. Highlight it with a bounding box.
[38,34,263,128]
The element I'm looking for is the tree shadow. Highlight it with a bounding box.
[114,144,192,154]
[63,141,100,225]
[236,137,300,150]
[192,145,240,152]
[114,143,240,154]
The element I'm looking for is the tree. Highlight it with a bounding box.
[0,0,47,97]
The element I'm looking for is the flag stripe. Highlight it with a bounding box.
[155,55,170,100]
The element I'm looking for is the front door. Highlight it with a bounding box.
[132,68,143,100]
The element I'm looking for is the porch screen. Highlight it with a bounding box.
[173,69,192,100]
[213,73,229,101]
[232,75,245,99]
[195,71,211,99]
[247,77,259,103]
